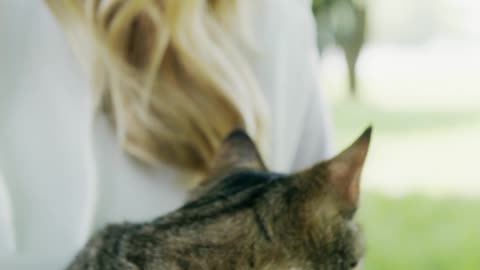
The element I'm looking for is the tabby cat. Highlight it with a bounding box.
[67,127,372,270]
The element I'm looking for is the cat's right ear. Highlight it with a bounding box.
[208,129,266,177]
[297,127,372,214]
[325,127,371,210]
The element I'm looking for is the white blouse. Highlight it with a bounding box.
[0,0,333,269]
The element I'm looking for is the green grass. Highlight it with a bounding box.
[359,194,480,269]
[330,100,480,269]
[321,44,480,268]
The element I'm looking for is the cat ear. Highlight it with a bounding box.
[208,129,266,176]
[325,127,372,209]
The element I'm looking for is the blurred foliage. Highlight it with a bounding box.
[312,0,366,96]
[360,194,480,269]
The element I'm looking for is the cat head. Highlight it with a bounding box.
[287,128,370,269]
[195,127,371,269]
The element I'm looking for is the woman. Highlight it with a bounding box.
[0,0,333,268]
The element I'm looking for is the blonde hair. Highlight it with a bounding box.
[46,0,269,177]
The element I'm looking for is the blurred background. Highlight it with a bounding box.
[313,0,480,268]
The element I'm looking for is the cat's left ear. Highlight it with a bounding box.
[208,129,266,177]
[190,129,266,200]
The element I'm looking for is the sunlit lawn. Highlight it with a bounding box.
[324,44,480,269]
[359,194,480,269]
[331,94,480,269]
[332,100,480,268]
[332,99,480,269]
[361,194,480,270]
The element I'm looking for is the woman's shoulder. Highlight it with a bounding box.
[253,0,317,74]
[255,0,315,29]
[251,0,334,172]
[90,115,188,224]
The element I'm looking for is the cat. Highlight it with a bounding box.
[66,127,372,270]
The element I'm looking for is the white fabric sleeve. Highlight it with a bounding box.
[254,0,335,172]
[290,51,335,171]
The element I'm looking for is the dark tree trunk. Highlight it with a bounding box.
[337,1,367,98]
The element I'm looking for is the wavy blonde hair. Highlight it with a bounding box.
[46,0,269,177]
